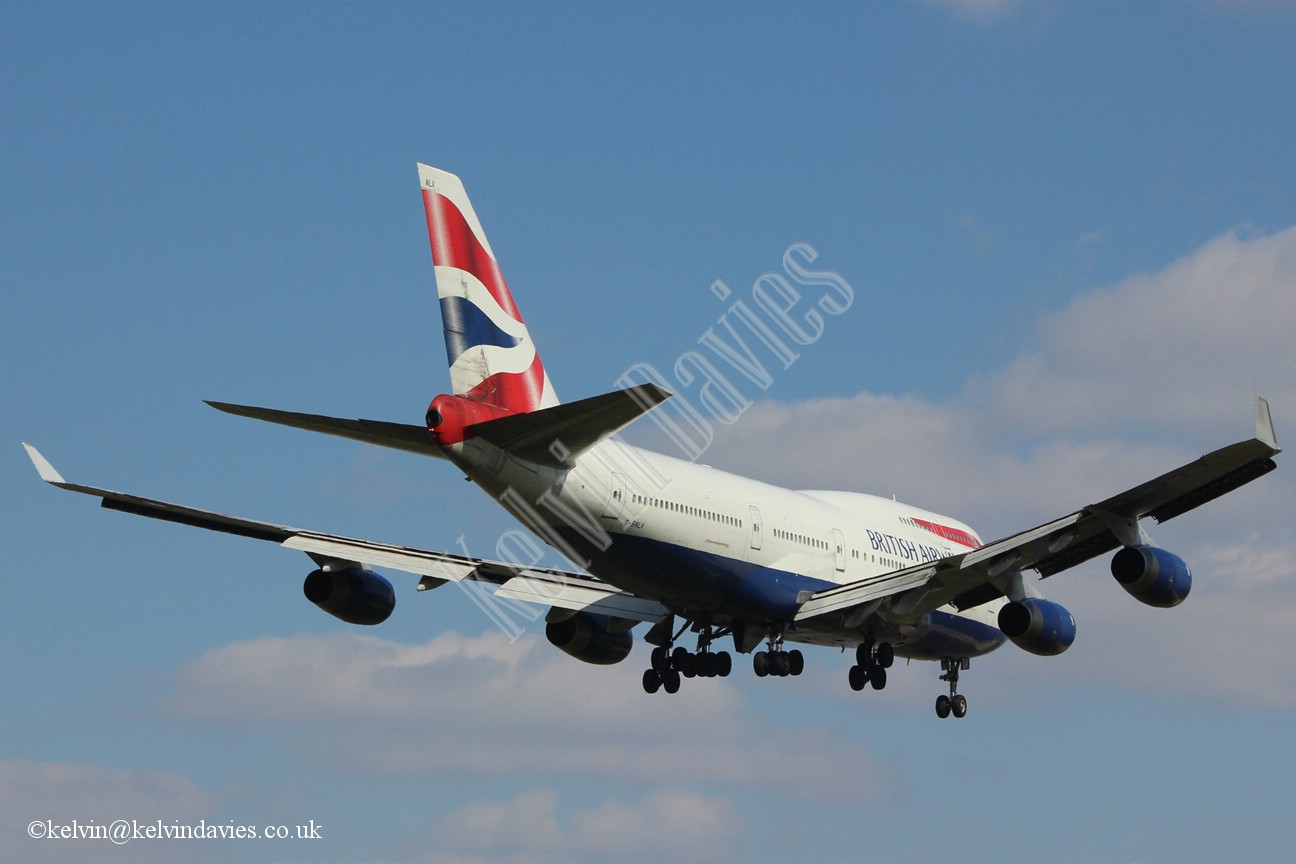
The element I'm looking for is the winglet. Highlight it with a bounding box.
[1256,397,1280,454]
[23,443,67,486]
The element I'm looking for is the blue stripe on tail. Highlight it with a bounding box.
[439,295,522,366]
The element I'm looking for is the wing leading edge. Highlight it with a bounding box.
[21,444,668,625]
[796,397,1281,624]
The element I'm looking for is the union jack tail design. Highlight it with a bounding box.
[418,164,559,413]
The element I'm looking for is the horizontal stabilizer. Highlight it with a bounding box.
[207,402,443,459]
[467,384,671,468]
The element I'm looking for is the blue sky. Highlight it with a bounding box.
[4,1,1296,862]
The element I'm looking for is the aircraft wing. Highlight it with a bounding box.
[22,444,669,624]
[795,397,1281,623]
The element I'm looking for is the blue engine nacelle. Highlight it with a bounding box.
[545,611,634,665]
[303,567,395,625]
[1110,545,1192,608]
[998,599,1077,656]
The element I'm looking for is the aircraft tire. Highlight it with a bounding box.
[650,646,669,672]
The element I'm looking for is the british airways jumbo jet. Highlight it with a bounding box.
[25,165,1282,718]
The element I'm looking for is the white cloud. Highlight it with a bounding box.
[982,226,1296,439]
[0,760,211,864]
[418,787,743,864]
[165,630,894,799]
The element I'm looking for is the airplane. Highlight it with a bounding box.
[24,164,1282,719]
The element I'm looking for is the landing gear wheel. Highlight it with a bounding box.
[642,669,661,694]
[787,649,804,676]
[869,666,887,691]
[856,641,895,670]
[717,651,732,677]
[848,664,868,691]
[662,668,681,694]
[936,657,970,718]
[679,652,697,678]
[753,651,769,677]
[650,646,669,673]
[774,651,792,677]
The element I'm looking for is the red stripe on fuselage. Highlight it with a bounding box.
[911,517,981,549]
[422,189,524,323]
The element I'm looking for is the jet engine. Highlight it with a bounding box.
[998,598,1077,656]
[303,567,395,625]
[545,611,634,665]
[1110,545,1192,608]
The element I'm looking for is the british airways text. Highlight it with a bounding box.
[867,530,943,563]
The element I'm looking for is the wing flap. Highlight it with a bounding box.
[495,574,670,622]
[282,532,479,580]
[793,565,939,620]
[24,444,665,622]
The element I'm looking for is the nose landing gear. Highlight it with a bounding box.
[935,658,970,719]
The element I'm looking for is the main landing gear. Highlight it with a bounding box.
[642,624,733,694]
[935,658,970,719]
[847,641,893,692]
[752,632,804,678]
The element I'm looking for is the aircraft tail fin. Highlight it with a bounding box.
[418,164,559,413]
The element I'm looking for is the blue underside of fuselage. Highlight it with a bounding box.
[907,609,1007,659]
[565,528,836,621]
[557,527,1007,657]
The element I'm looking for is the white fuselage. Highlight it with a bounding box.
[443,432,1008,659]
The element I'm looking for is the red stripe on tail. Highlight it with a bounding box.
[462,353,548,414]
[423,189,524,323]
